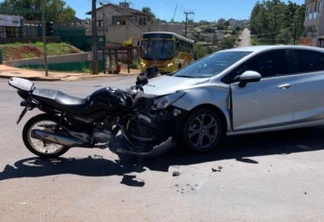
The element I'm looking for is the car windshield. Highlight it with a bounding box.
[140,39,175,60]
[173,51,252,78]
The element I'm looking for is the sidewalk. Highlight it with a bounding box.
[0,65,140,81]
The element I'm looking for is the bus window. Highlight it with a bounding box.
[140,39,175,60]
[139,32,194,73]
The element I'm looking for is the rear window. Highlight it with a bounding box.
[294,49,324,73]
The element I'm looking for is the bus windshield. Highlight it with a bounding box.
[140,39,175,60]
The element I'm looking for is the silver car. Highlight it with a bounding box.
[143,45,324,153]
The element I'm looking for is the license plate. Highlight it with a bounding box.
[16,107,27,124]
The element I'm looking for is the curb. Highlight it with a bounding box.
[0,75,62,81]
[0,73,139,82]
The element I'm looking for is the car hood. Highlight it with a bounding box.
[142,75,209,96]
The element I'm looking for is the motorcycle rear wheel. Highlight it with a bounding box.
[22,114,70,159]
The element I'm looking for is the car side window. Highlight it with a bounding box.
[222,49,290,83]
[294,49,324,73]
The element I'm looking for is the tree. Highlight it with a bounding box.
[193,44,209,59]
[204,27,215,33]
[0,0,75,24]
[249,0,305,45]
[220,37,234,49]
[142,7,156,21]
[276,28,293,44]
[199,20,209,25]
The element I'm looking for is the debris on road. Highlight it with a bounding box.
[212,165,223,172]
[172,171,180,177]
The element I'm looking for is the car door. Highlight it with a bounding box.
[228,49,295,131]
[291,49,324,123]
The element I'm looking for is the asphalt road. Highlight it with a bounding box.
[239,28,251,47]
[1,76,324,222]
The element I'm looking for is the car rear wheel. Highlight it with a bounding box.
[182,108,223,153]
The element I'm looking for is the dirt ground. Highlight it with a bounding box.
[0,43,81,61]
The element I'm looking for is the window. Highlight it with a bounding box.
[117,20,126,25]
[318,0,322,12]
[98,20,103,27]
[294,49,324,73]
[176,40,193,53]
[222,49,290,83]
[139,17,147,25]
[140,39,175,60]
[173,51,251,78]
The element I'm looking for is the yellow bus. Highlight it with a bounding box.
[139,31,194,74]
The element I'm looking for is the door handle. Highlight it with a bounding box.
[278,83,291,89]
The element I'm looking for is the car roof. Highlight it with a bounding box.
[221,45,324,53]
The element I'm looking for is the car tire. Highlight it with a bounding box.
[181,108,223,153]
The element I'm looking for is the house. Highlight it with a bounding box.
[86,2,154,46]
[68,17,90,28]
[303,0,324,46]
[86,2,186,46]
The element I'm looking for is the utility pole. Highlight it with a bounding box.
[91,0,99,74]
[41,0,48,77]
[184,11,194,37]
[100,2,106,44]
[293,19,297,45]
[172,4,178,23]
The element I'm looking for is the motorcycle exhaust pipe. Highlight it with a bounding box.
[31,129,84,147]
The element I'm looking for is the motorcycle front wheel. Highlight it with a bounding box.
[22,114,70,159]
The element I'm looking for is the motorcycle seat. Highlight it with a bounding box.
[32,88,89,113]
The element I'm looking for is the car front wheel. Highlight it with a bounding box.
[182,108,223,153]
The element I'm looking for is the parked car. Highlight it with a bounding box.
[142,45,324,152]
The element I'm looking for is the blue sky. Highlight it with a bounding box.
[67,0,305,21]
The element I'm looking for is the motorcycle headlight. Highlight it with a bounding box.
[154,91,186,109]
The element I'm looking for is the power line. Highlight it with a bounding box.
[162,0,175,9]
[172,4,178,22]
[166,0,187,12]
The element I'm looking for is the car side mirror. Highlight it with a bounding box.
[238,70,261,87]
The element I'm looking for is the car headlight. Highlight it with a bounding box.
[154,91,186,109]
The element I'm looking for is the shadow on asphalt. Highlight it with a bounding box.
[0,155,146,187]
[1,126,324,184]
[144,126,324,171]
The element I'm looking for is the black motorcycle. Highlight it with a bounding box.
[8,75,180,159]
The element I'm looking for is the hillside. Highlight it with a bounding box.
[0,42,83,61]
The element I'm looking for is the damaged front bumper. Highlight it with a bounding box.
[110,106,187,158]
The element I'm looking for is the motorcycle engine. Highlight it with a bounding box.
[92,129,114,143]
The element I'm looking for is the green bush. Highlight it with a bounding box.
[193,44,209,59]
[129,62,139,69]
[220,37,235,49]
